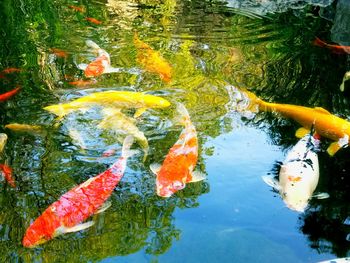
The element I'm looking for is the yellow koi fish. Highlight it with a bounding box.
[98,108,149,161]
[246,90,350,156]
[5,123,42,134]
[0,133,7,153]
[134,33,172,83]
[43,90,171,119]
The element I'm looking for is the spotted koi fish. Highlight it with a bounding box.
[22,136,135,247]
[78,40,120,78]
[150,103,205,197]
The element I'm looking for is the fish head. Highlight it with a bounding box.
[281,189,310,212]
[156,178,185,198]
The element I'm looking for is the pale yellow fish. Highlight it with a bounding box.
[68,128,87,150]
[43,90,171,119]
[5,123,44,135]
[0,133,7,153]
[98,107,149,161]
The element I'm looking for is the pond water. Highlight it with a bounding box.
[0,0,349,262]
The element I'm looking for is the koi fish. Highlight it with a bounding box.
[68,79,97,87]
[68,5,85,13]
[77,40,120,78]
[43,90,170,119]
[22,136,135,248]
[50,48,68,58]
[98,107,149,161]
[0,133,7,153]
[134,33,172,83]
[0,164,16,188]
[340,71,350,92]
[0,87,21,102]
[150,103,205,197]
[313,37,350,54]
[1,68,21,74]
[245,90,350,156]
[5,123,42,133]
[85,17,102,25]
[262,132,328,212]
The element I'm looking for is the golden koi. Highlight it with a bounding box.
[0,133,7,153]
[98,108,149,161]
[246,90,350,156]
[5,123,42,133]
[150,103,205,197]
[43,90,170,119]
[134,33,172,83]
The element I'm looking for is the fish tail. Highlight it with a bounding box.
[85,40,101,51]
[43,103,72,118]
[122,135,136,158]
[313,37,327,48]
[174,102,191,126]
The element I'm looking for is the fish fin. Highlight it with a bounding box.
[104,66,121,74]
[295,127,310,139]
[85,40,101,50]
[134,108,147,118]
[122,135,136,158]
[261,175,281,191]
[188,170,206,183]
[95,201,112,214]
[58,221,95,234]
[313,107,331,114]
[150,163,161,175]
[327,135,349,156]
[77,63,88,70]
[313,192,330,199]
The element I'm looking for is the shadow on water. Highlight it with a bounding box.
[0,0,349,262]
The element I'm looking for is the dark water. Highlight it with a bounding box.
[0,0,349,262]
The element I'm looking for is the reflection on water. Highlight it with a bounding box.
[0,0,349,262]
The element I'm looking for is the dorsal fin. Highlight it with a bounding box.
[313,107,331,114]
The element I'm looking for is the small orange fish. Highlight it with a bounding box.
[0,164,16,187]
[85,17,102,25]
[68,5,85,13]
[50,48,68,58]
[0,87,21,102]
[2,68,21,74]
[150,103,205,197]
[68,79,97,87]
[313,37,350,54]
[134,33,172,83]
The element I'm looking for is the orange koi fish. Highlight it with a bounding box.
[78,40,120,78]
[313,37,350,54]
[0,164,16,188]
[50,48,68,58]
[68,79,97,87]
[85,17,102,25]
[0,87,21,102]
[246,90,350,156]
[22,136,135,247]
[150,103,205,197]
[68,5,85,13]
[1,67,21,74]
[134,33,172,83]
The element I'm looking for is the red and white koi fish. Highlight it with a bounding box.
[313,37,350,54]
[0,87,21,102]
[22,136,135,248]
[150,103,205,197]
[262,132,328,212]
[78,40,120,78]
[0,164,16,188]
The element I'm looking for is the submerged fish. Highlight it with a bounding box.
[246,90,350,156]
[0,133,7,153]
[262,133,327,212]
[78,40,120,78]
[43,90,170,119]
[1,68,21,74]
[85,17,102,25]
[68,5,85,13]
[68,79,97,87]
[22,136,135,248]
[0,87,20,102]
[150,103,205,197]
[98,108,149,161]
[50,48,68,58]
[134,33,172,83]
[0,164,16,188]
[313,37,350,54]
[5,123,43,134]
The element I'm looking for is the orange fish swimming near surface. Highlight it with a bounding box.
[85,17,102,25]
[78,40,120,78]
[313,37,350,54]
[134,33,172,83]
[0,87,21,102]
[0,164,16,188]
[150,103,205,197]
[22,136,135,247]
[245,90,350,156]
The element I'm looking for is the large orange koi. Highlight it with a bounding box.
[150,103,205,197]
[246,90,350,156]
[134,33,172,83]
[22,136,135,247]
